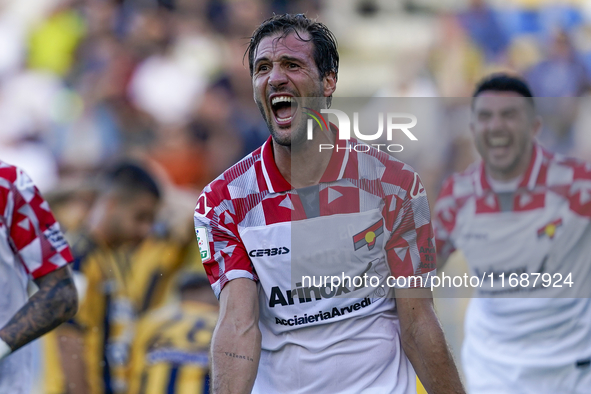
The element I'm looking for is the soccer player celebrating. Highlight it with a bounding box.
[194,14,465,394]
[0,162,78,393]
[433,74,591,393]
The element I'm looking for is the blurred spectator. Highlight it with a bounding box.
[525,30,590,97]
[127,271,218,394]
[128,49,206,125]
[523,31,590,157]
[49,162,161,394]
[432,13,485,97]
[126,185,203,315]
[0,3,26,78]
[0,71,63,191]
[457,0,509,64]
[43,178,98,233]
[27,0,85,76]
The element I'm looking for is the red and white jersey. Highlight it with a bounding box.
[0,162,73,393]
[434,145,591,370]
[194,136,436,393]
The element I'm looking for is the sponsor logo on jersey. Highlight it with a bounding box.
[353,219,383,251]
[248,247,290,257]
[269,282,355,308]
[274,298,372,327]
[195,226,211,262]
[418,261,435,270]
[537,218,562,239]
[43,223,68,252]
[269,261,376,308]
[418,238,436,269]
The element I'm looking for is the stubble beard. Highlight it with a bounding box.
[256,90,326,150]
[480,136,531,179]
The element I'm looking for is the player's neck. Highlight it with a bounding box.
[273,130,334,189]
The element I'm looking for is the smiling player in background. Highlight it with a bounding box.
[434,74,591,393]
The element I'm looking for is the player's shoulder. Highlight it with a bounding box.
[438,161,480,200]
[0,161,30,195]
[545,149,591,183]
[199,147,264,203]
[0,160,19,183]
[353,141,417,189]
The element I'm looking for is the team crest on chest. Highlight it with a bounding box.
[353,219,384,251]
[537,218,563,240]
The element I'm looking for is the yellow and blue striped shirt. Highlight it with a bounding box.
[127,301,218,394]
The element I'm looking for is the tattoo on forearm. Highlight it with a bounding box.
[0,268,78,352]
[223,352,254,362]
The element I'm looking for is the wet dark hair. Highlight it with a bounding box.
[473,73,535,109]
[246,13,339,81]
[106,162,161,200]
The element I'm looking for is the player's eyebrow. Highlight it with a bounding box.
[278,55,304,63]
[500,107,518,115]
[254,55,304,69]
[253,56,270,68]
[476,108,492,116]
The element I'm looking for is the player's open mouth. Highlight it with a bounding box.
[487,135,512,151]
[488,136,510,147]
[486,135,513,158]
[270,94,298,126]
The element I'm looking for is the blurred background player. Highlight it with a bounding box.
[127,270,218,394]
[50,162,161,394]
[433,74,591,393]
[0,162,78,394]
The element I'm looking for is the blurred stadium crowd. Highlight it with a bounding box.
[1,0,591,393]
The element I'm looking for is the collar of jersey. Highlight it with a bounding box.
[476,143,545,194]
[260,125,350,194]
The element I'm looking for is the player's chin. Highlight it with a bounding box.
[271,126,293,147]
[489,156,518,175]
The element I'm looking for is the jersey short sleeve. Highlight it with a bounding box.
[384,171,436,288]
[7,167,73,279]
[194,188,258,298]
[432,176,458,261]
[568,158,591,218]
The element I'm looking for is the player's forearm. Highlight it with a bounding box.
[401,311,465,394]
[0,266,78,352]
[211,316,262,394]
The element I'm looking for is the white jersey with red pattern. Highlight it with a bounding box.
[434,145,591,392]
[194,137,436,393]
[0,162,73,394]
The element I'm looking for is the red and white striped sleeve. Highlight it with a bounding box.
[384,170,436,288]
[194,184,258,299]
[568,159,591,218]
[7,167,73,279]
[432,175,458,261]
